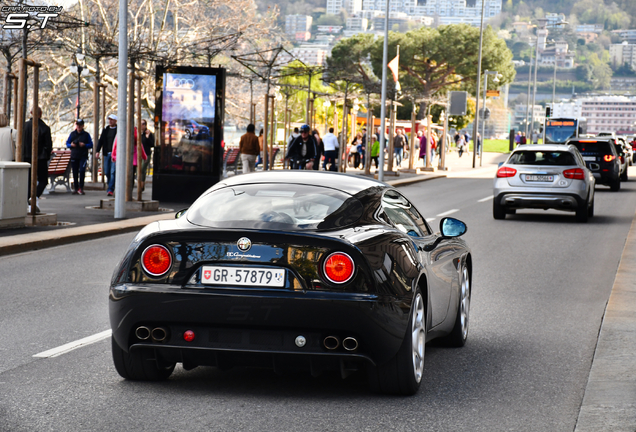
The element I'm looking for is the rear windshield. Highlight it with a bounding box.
[187,184,363,231]
[570,141,613,154]
[507,151,577,166]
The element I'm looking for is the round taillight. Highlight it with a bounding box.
[323,252,355,284]
[141,244,172,277]
[183,330,195,342]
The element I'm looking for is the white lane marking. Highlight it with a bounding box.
[426,218,436,222]
[436,209,459,217]
[478,195,494,202]
[33,329,112,358]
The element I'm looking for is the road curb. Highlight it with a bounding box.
[575,209,636,431]
[0,214,174,257]
[387,173,447,187]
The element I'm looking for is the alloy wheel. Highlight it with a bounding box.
[412,293,425,383]
[460,266,471,340]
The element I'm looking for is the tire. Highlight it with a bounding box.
[493,199,506,220]
[576,198,589,223]
[588,197,594,217]
[610,178,621,191]
[506,209,516,215]
[368,291,426,395]
[437,263,471,347]
[621,167,628,182]
[112,336,175,381]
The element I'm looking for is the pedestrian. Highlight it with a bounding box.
[393,129,406,167]
[312,129,323,170]
[286,124,317,169]
[419,130,428,165]
[457,133,466,158]
[65,119,93,195]
[371,135,380,169]
[350,132,362,168]
[322,127,339,172]
[0,113,16,161]
[23,107,53,204]
[430,131,438,166]
[476,132,482,155]
[112,128,146,187]
[454,132,460,146]
[95,113,117,196]
[515,131,522,146]
[255,128,264,168]
[139,119,154,191]
[360,127,367,169]
[238,123,260,174]
[520,132,527,145]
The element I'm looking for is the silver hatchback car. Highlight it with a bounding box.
[493,144,596,222]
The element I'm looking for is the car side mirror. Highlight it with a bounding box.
[440,217,467,238]
[175,208,188,219]
[423,218,467,252]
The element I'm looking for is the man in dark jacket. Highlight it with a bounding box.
[23,107,53,201]
[66,119,93,195]
[139,119,154,191]
[286,124,317,169]
[95,114,117,195]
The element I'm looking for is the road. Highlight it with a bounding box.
[1,172,635,432]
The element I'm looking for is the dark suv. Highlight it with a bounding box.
[568,138,621,191]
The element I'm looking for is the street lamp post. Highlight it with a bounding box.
[481,70,500,165]
[70,51,87,119]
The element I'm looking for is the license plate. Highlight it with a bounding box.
[525,175,554,182]
[201,266,285,287]
[583,156,596,161]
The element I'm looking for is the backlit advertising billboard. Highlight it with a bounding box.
[153,66,225,203]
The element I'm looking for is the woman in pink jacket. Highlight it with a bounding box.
[111,128,147,193]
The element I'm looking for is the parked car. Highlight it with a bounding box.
[493,144,595,222]
[109,171,473,395]
[568,137,621,191]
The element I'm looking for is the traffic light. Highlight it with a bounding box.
[545,106,551,118]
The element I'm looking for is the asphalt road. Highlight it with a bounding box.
[1,173,635,432]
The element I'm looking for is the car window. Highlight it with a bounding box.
[381,190,428,237]
[570,141,615,156]
[187,184,363,231]
[507,151,576,166]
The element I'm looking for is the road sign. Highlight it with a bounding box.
[486,90,500,97]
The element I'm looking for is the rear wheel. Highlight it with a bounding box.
[576,198,589,223]
[112,336,175,381]
[493,200,506,220]
[610,178,621,191]
[588,197,594,217]
[368,291,425,395]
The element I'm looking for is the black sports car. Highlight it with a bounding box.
[109,171,472,395]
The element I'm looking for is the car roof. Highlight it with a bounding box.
[513,144,579,152]
[216,171,389,195]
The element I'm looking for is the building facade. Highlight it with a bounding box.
[285,15,313,42]
[551,96,636,135]
[610,41,636,70]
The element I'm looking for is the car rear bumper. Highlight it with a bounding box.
[109,285,411,368]
[495,192,585,211]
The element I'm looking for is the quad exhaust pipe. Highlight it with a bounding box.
[323,336,340,350]
[135,326,151,340]
[342,337,358,351]
[323,336,359,351]
[135,326,168,342]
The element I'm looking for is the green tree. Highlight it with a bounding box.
[367,24,515,118]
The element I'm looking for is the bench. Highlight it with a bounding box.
[47,149,72,193]
[223,148,241,176]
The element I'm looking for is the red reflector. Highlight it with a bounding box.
[604,155,616,162]
[602,169,609,172]
[563,168,585,180]
[324,252,355,284]
[183,330,195,342]
[141,245,172,277]
[620,156,625,164]
[496,167,517,178]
